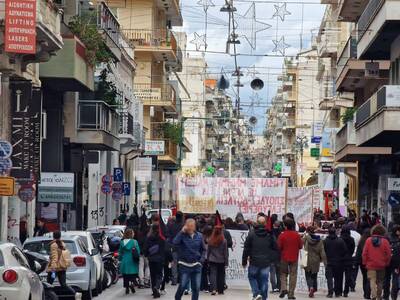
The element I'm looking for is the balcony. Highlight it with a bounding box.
[119,112,142,151]
[317,32,338,58]
[336,37,390,92]
[283,119,296,131]
[158,139,178,164]
[65,100,120,151]
[283,91,296,103]
[355,85,400,148]
[40,37,94,91]
[319,93,354,110]
[123,29,179,65]
[357,0,400,60]
[335,121,391,162]
[337,0,369,22]
[134,83,176,111]
[36,0,63,53]
[155,0,182,26]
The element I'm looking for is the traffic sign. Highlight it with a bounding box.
[123,182,131,196]
[112,182,123,193]
[18,185,35,202]
[101,174,112,184]
[113,168,123,182]
[311,136,322,144]
[0,140,12,159]
[310,148,320,157]
[0,158,12,175]
[112,191,123,201]
[101,184,111,194]
[0,177,15,196]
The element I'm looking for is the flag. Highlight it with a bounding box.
[265,210,272,232]
[215,210,223,226]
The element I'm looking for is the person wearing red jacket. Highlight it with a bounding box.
[362,224,391,300]
[277,218,303,299]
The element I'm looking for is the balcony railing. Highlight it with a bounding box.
[355,85,400,126]
[38,0,61,39]
[123,29,177,53]
[335,121,356,152]
[78,101,119,136]
[337,37,357,78]
[119,112,134,136]
[134,83,176,106]
[357,0,385,41]
[98,2,121,47]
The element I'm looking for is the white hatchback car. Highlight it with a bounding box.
[0,242,43,300]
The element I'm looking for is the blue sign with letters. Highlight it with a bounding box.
[0,140,12,158]
[113,168,123,182]
[311,136,322,144]
[123,182,131,196]
[0,158,12,175]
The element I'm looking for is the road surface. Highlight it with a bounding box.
[100,281,365,299]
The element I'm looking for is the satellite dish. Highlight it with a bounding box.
[217,75,230,90]
[250,78,264,91]
[249,116,257,125]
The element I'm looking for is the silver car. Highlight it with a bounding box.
[0,242,43,300]
[23,236,97,300]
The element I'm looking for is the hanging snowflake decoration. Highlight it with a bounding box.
[197,0,215,12]
[272,3,291,22]
[250,92,262,106]
[190,32,207,51]
[246,65,260,78]
[272,36,290,56]
[235,2,271,50]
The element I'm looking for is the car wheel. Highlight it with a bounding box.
[83,275,93,300]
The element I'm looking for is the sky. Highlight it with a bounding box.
[176,0,326,134]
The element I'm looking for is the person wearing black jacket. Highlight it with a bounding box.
[242,215,279,300]
[340,226,356,297]
[388,225,400,300]
[144,224,166,298]
[356,228,371,300]
[324,226,348,298]
[168,211,184,285]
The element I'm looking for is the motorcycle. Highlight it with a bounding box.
[102,251,119,287]
[24,250,58,300]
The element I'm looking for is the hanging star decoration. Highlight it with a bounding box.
[190,32,206,51]
[250,92,262,106]
[272,36,290,56]
[235,2,271,50]
[197,0,215,12]
[272,3,291,22]
[246,65,260,78]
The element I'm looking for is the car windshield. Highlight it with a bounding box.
[23,240,78,255]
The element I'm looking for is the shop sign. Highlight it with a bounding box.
[144,140,165,156]
[38,172,74,203]
[310,148,320,157]
[0,177,15,196]
[5,0,37,54]
[388,178,400,191]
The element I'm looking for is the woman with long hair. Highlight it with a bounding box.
[119,228,140,294]
[207,225,229,295]
[47,231,77,297]
[144,224,165,298]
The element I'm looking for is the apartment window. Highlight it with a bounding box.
[390,58,400,85]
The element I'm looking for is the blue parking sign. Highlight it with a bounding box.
[123,182,131,196]
[113,168,123,182]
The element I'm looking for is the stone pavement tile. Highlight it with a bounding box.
[101,282,365,300]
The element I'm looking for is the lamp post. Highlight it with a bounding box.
[296,135,308,187]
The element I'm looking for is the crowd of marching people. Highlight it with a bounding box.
[110,207,400,300]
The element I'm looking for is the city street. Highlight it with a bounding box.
[100,282,365,300]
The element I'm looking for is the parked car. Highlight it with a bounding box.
[23,236,96,300]
[56,231,104,296]
[0,242,43,300]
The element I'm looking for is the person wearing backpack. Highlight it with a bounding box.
[144,224,166,298]
[362,224,392,300]
[47,231,77,296]
[119,228,141,295]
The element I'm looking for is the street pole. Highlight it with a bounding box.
[300,145,304,187]
[228,126,232,178]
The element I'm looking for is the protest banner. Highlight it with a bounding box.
[177,176,287,218]
[296,261,328,292]
[287,187,314,224]
[177,176,216,214]
[226,230,249,287]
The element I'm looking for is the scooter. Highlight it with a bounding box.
[102,251,119,286]
[24,250,58,300]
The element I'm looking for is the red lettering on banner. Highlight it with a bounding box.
[5,0,36,54]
